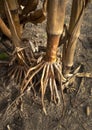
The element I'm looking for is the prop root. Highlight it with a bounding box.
[21,59,66,114]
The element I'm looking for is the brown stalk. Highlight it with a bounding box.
[62,0,90,75]
[45,0,66,63]
[45,34,60,62]
[3,0,30,84]
[4,0,27,64]
[0,17,11,39]
[4,0,21,48]
[6,0,21,38]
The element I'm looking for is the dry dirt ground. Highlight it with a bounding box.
[0,1,92,130]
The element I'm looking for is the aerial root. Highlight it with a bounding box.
[7,56,28,85]
[62,65,92,93]
[7,64,28,84]
[76,72,92,78]
[21,60,66,114]
[21,61,45,92]
[61,66,81,93]
[6,42,35,85]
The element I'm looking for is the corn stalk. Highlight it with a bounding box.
[3,0,29,84]
[0,17,11,39]
[62,0,90,76]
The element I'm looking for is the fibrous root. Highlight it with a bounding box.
[21,58,66,114]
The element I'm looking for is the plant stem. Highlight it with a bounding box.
[4,0,20,48]
[4,0,25,65]
[6,0,21,38]
[45,0,66,62]
[0,17,11,39]
[45,34,60,62]
[62,0,90,75]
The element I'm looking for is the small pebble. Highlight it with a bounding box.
[86,106,90,116]
[7,125,11,130]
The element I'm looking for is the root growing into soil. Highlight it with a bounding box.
[7,43,35,85]
[7,63,28,85]
[21,58,66,114]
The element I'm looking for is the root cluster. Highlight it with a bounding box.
[6,40,35,84]
[21,58,66,114]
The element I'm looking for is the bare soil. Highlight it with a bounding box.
[0,1,92,130]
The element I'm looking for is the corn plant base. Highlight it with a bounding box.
[20,50,92,114]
